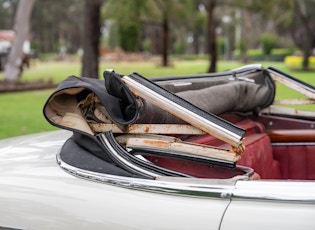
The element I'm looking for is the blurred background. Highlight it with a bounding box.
[0,0,314,138]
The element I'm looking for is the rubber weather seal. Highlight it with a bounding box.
[130,147,236,169]
[97,132,192,179]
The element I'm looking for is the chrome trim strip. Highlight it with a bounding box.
[261,106,315,119]
[0,226,23,230]
[233,180,315,203]
[151,64,263,82]
[56,153,235,199]
[272,142,315,146]
[57,154,315,203]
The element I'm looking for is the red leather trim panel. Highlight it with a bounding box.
[145,156,252,178]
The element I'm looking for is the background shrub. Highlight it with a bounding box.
[285,56,315,70]
[259,33,278,56]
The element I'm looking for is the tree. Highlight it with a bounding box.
[153,0,192,66]
[191,3,206,55]
[0,0,18,29]
[241,6,251,63]
[205,0,217,73]
[4,0,35,82]
[103,0,150,52]
[293,0,315,70]
[31,0,83,54]
[259,33,278,57]
[161,7,169,66]
[103,0,192,67]
[81,0,103,78]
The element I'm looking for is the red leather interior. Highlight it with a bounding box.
[273,145,315,180]
[236,134,281,179]
[145,156,254,179]
[148,116,314,180]
[186,119,281,179]
[186,117,315,180]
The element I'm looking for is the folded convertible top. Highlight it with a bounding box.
[43,65,275,178]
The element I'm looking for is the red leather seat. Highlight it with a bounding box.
[236,133,281,179]
[186,119,282,179]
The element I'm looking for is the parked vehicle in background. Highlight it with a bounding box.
[0,30,31,71]
[0,30,13,71]
[0,64,314,229]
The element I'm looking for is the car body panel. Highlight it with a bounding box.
[0,131,230,230]
[221,200,315,230]
[233,180,315,202]
[221,181,315,229]
[1,131,315,229]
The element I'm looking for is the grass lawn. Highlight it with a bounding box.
[0,89,56,138]
[0,59,314,139]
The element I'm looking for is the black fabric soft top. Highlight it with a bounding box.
[43,71,139,134]
[59,133,145,178]
[44,67,275,178]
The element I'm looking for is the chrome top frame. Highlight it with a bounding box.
[121,75,244,148]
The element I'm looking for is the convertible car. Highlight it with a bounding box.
[0,64,314,229]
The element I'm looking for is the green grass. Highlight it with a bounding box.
[1,60,246,83]
[0,89,57,139]
[0,59,314,139]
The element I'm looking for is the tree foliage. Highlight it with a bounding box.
[103,0,193,66]
[1,0,313,79]
[102,0,154,52]
[259,33,278,56]
[118,23,140,52]
[31,0,83,54]
[0,0,18,29]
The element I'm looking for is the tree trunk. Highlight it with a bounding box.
[206,0,217,73]
[193,33,200,55]
[4,0,35,82]
[81,0,102,78]
[161,15,169,67]
[242,8,251,63]
[302,26,311,70]
[294,0,315,70]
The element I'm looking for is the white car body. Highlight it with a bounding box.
[1,65,315,229]
[0,130,314,230]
